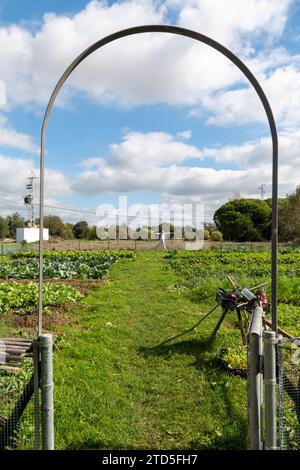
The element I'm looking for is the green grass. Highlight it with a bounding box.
[2,247,299,450]
[53,251,247,450]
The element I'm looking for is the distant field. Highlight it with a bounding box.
[0,238,292,254]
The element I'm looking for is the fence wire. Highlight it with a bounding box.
[0,356,36,450]
[278,338,300,450]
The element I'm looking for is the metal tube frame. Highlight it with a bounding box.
[33,340,40,450]
[263,330,277,450]
[248,306,264,450]
[38,25,278,335]
[39,334,54,450]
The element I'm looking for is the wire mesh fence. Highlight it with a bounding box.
[0,356,36,450]
[278,338,300,450]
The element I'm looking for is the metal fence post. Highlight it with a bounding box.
[263,330,277,450]
[248,306,263,449]
[277,337,285,450]
[40,334,54,450]
[33,340,40,450]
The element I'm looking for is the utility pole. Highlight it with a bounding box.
[24,171,38,227]
[259,184,266,200]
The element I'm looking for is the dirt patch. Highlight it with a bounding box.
[3,279,106,335]
[10,303,78,334]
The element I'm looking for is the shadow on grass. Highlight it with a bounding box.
[189,432,247,450]
[139,337,248,450]
[139,337,222,371]
[65,440,136,450]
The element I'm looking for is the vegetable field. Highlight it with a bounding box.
[0,247,299,449]
[1,250,135,280]
[167,248,300,336]
[0,250,135,331]
[0,282,83,315]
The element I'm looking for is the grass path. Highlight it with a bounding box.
[54,251,247,449]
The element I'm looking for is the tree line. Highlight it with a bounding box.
[0,185,299,242]
[213,185,300,242]
[0,213,97,240]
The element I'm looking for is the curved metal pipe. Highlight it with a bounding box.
[38,24,278,336]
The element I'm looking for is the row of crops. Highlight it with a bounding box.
[0,249,135,316]
[1,250,135,279]
[0,283,83,315]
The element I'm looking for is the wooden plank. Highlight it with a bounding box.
[0,340,33,349]
[0,364,20,372]
[0,363,22,368]
[0,338,33,373]
[0,341,32,348]
[0,337,33,342]
[0,348,29,355]
[0,353,26,360]
[0,342,32,348]
[0,346,32,353]
[263,319,294,339]
[0,343,31,349]
[0,357,22,364]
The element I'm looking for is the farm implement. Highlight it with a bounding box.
[160,276,270,346]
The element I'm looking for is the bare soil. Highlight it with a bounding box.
[4,279,106,335]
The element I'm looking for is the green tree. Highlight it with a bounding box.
[87,225,98,240]
[210,230,223,242]
[277,186,300,241]
[73,221,89,239]
[204,229,210,240]
[214,198,271,242]
[44,215,65,237]
[204,222,216,234]
[0,217,9,239]
[6,212,25,238]
[62,223,74,240]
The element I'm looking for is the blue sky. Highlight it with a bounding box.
[0,0,299,224]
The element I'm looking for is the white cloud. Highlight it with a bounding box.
[0,0,298,219]
[0,0,295,119]
[176,130,192,140]
[202,128,300,169]
[199,65,300,127]
[74,130,202,193]
[0,154,72,216]
[170,0,292,47]
[73,128,300,210]
[0,81,5,106]
[0,126,298,220]
[0,115,38,153]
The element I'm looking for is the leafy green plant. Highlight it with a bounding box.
[0,250,136,280]
[220,347,247,373]
[0,282,83,314]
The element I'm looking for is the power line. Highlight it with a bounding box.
[0,194,214,221]
[33,202,96,215]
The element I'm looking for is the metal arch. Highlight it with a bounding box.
[38,24,278,336]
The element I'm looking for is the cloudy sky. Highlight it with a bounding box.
[0,0,299,224]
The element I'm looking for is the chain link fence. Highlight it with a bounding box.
[278,338,300,450]
[0,335,54,451]
[248,308,300,450]
[0,357,35,450]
